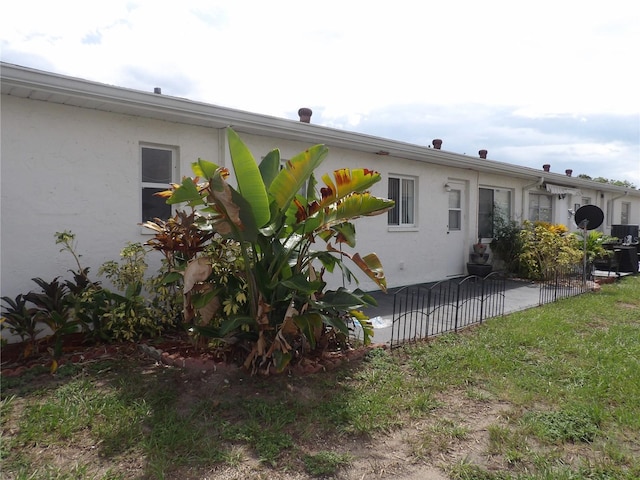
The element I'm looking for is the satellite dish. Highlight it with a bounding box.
[574,205,604,230]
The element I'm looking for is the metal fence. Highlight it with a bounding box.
[389,272,506,348]
[538,264,589,305]
[388,265,590,348]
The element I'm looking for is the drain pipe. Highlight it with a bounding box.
[521,177,544,223]
[606,190,628,227]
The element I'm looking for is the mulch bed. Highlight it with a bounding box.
[1,332,381,378]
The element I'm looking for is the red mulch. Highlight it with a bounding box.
[1,331,381,378]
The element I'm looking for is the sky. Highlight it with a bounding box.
[2,0,639,185]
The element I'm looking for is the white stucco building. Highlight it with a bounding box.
[2,63,639,300]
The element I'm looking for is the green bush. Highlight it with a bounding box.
[519,221,582,280]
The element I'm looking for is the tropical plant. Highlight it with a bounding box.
[489,207,522,274]
[0,294,43,357]
[55,230,97,288]
[571,230,614,263]
[24,277,86,364]
[160,127,394,373]
[519,221,583,280]
[98,242,148,292]
[97,243,177,341]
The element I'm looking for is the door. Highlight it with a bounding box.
[446,182,467,276]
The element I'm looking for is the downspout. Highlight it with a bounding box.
[521,177,545,224]
[606,190,628,227]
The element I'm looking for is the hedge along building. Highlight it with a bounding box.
[2,62,639,301]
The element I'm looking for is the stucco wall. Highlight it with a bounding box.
[1,96,220,300]
[3,94,638,304]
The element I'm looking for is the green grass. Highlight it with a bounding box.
[302,450,352,476]
[2,276,639,479]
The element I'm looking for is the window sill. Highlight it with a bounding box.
[388,226,419,232]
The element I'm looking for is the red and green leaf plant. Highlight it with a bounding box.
[160,127,394,373]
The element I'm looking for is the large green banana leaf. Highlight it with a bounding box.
[227,128,271,228]
[269,144,328,211]
[319,168,382,208]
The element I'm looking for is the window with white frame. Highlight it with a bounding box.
[478,187,512,238]
[582,196,591,206]
[448,189,462,230]
[528,193,552,222]
[141,145,176,222]
[621,202,631,224]
[388,175,416,226]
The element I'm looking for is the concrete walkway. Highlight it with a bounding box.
[355,278,556,345]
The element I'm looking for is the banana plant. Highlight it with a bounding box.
[161,127,394,373]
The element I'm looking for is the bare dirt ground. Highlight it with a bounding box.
[162,375,512,480]
[3,354,514,480]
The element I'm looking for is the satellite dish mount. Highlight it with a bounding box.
[574,205,605,284]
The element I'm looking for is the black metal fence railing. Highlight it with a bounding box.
[388,265,590,349]
[389,272,506,349]
[538,264,588,305]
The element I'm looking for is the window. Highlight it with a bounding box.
[388,176,415,226]
[478,187,511,238]
[528,193,552,222]
[141,146,176,222]
[582,197,591,206]
[621,202,631,224]
[448,189,461,230]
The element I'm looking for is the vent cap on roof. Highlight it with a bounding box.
[298,108,312,123]
[432,139,443,149]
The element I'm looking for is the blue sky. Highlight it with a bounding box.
[2,0,639,185]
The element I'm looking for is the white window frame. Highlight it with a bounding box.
[448,188,462,231]
[621,202,631,225]
[388,175,417,229]
[528,193,552,222]
[140,144,178,227]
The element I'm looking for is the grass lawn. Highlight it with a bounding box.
[1,276,639,479]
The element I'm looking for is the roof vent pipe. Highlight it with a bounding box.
[543,164,551,172]
[298,108,312,123]
[432,139,443,149]
[565,169,573,177]
[479,149,488,159]
[153,87,162,94]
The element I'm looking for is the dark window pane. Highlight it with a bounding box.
[478,188,494,238]
[449,210,461,230]
[142,148,172,183]
[142,187,171,222]
[388,177,399,225]
[401,178,414,224]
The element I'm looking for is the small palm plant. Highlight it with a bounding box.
[572,230,614,263]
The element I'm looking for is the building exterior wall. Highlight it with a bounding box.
[1,95,220,299]
[2,81,640,302]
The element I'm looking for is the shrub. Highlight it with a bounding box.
[519,221,582,280]
[489,212,523,274]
